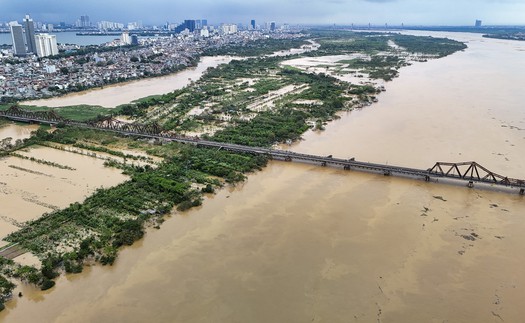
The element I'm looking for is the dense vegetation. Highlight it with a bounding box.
[390,34,467,57]
[209,109,311,146]
[310,31,391,55]
[203,38,309,56]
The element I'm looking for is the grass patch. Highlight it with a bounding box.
[10,104,113,122]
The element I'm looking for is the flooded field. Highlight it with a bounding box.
[0,145,128,245]
[282,53,383,86]
[2,31,525,322]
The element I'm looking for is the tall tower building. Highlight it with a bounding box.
[34,34,59,57]
[131,34,139,46]
[270,21,276,31]
[9,22,26,56]
[23,15,37,54]
[251,19,256,30]
[121,31,131,45]
[80,15,90,28]
[184,20,196,32]
[475,20,482,27]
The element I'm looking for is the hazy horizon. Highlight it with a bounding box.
[1,0,525,26]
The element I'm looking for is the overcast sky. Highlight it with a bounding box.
[1,0,524,26]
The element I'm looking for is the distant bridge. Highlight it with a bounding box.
[2,106,524,195]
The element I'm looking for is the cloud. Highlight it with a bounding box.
[1,0,524,25]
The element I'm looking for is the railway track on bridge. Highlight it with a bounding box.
[1,107,524,195]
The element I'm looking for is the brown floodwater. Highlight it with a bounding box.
[2,32,525,322]
[0,123,40,142]
[0,146,128,244]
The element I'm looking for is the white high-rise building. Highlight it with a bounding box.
[221,24,238,34]
[98,21,124,30]
[34,34,59,57]
[121,31,131,45]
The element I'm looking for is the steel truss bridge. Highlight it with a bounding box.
[1,106,524,195]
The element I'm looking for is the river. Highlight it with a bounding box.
[22,56,234,108]
[2,31,525,322]
[0,123,39,142]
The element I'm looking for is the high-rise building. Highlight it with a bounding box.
[475,20,482,27]
[270,21,276,31]
[131,34,139,46]
[34,34,59,57]
[175,20,197,33]
[80,15,90,28]
[121,31,131,45]
[98,21,125,30]
[251,19,256,30]
[9,22,26,56]
[221,24,238,34]
[23,15,37,53]
[196,20,202,29]
[201,19,208,27]
[184,20,196,32]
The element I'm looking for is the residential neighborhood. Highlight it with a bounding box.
[0,28,302,102]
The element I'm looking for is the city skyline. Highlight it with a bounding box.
[1,0,525,26]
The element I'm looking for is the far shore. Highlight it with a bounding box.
[21,56,234,109]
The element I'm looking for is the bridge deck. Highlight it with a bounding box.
[1,111,524,194]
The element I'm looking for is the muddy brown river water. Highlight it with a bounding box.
[22,56,234,108]
[2,32,525,322]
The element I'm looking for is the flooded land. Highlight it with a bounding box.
[2,31,525,323]
[0,142,128,246]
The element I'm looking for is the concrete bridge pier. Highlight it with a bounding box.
[520,188,524,195]
[467,181,474,188]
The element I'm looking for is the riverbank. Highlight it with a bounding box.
[21,56,227,108]
[20,38,314,109]
[0,31,469,311]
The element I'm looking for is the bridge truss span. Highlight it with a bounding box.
[87,117,162,135]
[429,161,525,188]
